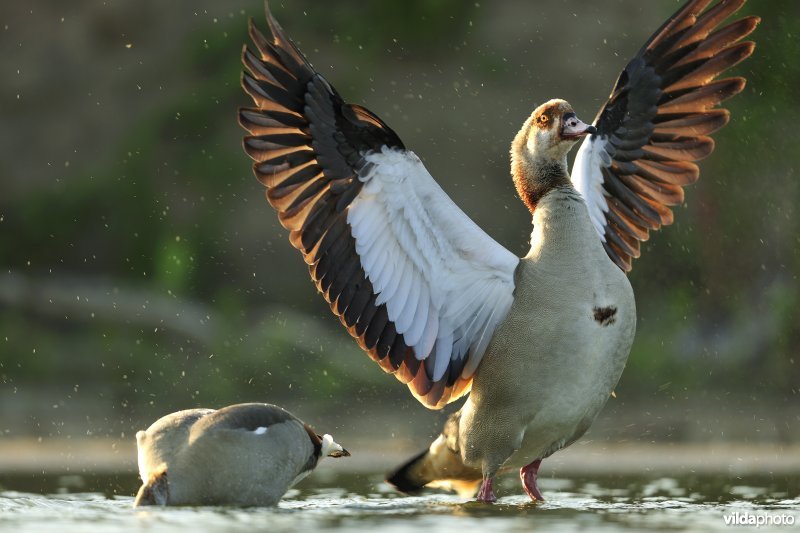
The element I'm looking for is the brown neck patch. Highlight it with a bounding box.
[303,424,323,454]
[301,423,323,472]
[512,158,570,214]
[510,111,572,215]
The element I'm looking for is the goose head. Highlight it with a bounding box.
[511,99,595,213]
[519,99,595,161]
[134,465,169,506]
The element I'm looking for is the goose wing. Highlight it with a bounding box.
[192,403,296,434]
[571,0,758,272]
[239,10,518,409]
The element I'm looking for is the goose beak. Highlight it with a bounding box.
[320,433,350,458]
[134,470,169,507]
[329,447,351,458]
[561,117,596,140]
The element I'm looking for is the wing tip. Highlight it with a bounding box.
[728,75,747,94]
[740,39,757,57]
[237,106,254,132]
[247,15,261,42]
[642,0,714,54]
[262,0,280,39]
[748,15,762,30]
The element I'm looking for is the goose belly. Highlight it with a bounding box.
[465,258,636,471]
[504,311,630,469]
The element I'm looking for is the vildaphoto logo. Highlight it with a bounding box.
[723,511,795,527]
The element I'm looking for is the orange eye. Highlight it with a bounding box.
[536,114,550,127]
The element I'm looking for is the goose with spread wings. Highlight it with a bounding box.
[238,0,757,502]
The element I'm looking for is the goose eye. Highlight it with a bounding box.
[536,114,550,127]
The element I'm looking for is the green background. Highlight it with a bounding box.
[0,0,796,445]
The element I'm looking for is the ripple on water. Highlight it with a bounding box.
[0,474,797,532]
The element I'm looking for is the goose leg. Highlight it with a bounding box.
[475,476,497,503]
[520,459,544,501]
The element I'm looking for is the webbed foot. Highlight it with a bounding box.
[475,477,497,503]
[520,459,544,501]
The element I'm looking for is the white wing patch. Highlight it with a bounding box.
[253,426,268,435]
[572,134,612,241]
[347,147,518,382]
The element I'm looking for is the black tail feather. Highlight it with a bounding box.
[385,448,430,494]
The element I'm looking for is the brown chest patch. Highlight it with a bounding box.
[593,306,617,326]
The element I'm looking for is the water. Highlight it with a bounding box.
[1,472,797,532]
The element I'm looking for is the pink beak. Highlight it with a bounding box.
[561,117,596,140]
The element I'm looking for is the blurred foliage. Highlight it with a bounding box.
[0,0,798,434]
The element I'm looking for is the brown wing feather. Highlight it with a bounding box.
[239,11,472,409]
[588,0,758,271]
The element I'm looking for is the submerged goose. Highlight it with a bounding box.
[134,403,348,507]
[238,1,757,502]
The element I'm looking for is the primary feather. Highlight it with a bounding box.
[240,13,518,408]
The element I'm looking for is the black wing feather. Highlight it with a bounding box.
[582,0,758,271]
[239,9,456,408]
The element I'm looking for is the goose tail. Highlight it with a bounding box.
[386,448,432,494]
[386,412,482,497]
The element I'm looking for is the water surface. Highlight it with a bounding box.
[1,472,797,531]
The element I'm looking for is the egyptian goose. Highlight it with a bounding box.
[238,0,757,502]
[134,403,348,507]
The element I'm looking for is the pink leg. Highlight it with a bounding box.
[520,459,545,501]
[475,477,497,503]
